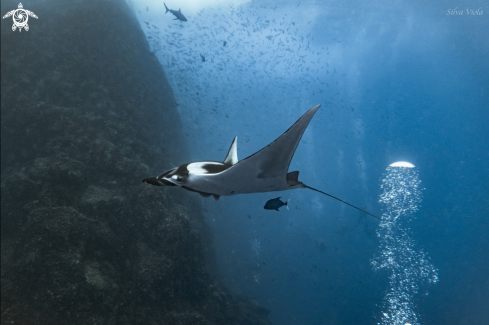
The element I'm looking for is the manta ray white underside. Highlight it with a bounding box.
[143,104,380,219]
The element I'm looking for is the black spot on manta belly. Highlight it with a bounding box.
[203,163,229,173]
[188,162,229,174]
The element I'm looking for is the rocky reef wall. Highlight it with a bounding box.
[0,0,270,324]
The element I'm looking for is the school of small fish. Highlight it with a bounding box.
[136,2,349,158]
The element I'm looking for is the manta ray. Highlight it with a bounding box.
[143,105,379,219]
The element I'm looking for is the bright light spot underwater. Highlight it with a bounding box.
[389,161,415,168]
[372,165,438,325]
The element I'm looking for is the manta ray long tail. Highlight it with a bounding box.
[304,185,381,220]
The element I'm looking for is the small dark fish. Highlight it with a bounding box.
[223,41,227,46]
[164,3,187,22]
[200,54,205,62]
[264,197,290,211]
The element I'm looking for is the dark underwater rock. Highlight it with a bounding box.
[0,0,271,324]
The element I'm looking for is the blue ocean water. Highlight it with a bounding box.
[131,0,488,324]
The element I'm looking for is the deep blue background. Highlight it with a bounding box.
[131,0,488,323]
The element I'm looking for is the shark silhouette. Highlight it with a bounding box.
[143,105,379,219]
[164,3,187,22]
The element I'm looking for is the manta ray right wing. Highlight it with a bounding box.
[205,104,380,219]
[209,104,320,194]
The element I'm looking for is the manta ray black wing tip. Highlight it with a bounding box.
[305,185,381,220]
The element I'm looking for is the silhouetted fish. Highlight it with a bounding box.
[264,197,289,211]
[164,3,187,22]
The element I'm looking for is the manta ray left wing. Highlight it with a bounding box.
[210,104,320,194]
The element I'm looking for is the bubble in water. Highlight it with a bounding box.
[372,165,438,325]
